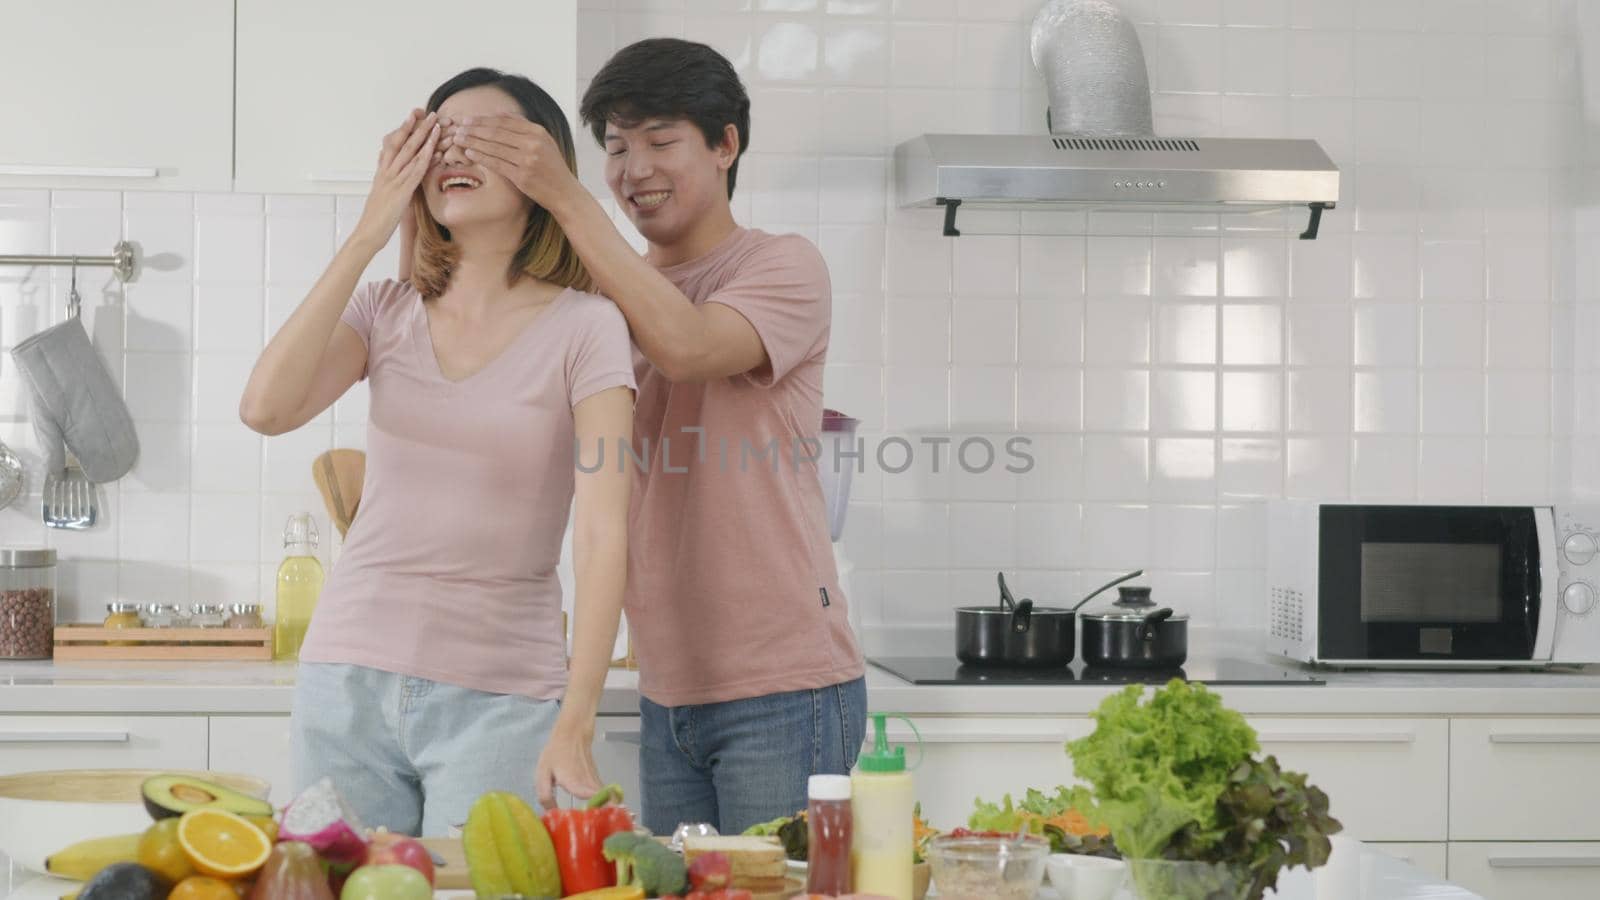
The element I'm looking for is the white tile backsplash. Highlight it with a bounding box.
[0,0,1583,635]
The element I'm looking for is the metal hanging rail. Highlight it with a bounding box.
[0,240,139,283]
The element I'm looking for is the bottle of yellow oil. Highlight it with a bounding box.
[273,512,324,661]
[852,713,916,900]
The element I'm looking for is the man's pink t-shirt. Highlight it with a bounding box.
[626,228,866,707]
[298,278,636,699]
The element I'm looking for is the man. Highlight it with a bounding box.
[443,38,867,834]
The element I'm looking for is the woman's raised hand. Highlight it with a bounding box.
[352,108,440,248]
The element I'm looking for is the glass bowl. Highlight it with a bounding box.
[924,833,1050,900]
[1124,858,1253,900]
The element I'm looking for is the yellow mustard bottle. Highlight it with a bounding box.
[273,512,324,661]
[851,712,915,900]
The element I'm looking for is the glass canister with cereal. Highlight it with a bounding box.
[0,548,57,660]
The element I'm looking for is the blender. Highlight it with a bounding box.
[820,409,861,637]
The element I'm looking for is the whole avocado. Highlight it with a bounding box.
[78,862,169,900]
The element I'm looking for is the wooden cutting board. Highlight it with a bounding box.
[417,837,471,890]
[311,448,366,537]
[415,837,804,897]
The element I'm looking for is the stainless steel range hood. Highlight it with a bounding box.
[894,133,1340,238]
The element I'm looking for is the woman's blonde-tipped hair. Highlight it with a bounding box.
[408,68,594,299]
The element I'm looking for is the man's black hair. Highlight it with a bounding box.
[579,38,752,199]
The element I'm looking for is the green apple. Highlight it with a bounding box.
[339,864,433,900]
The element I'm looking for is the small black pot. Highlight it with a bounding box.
[1080,587,1189,669]
[955,573,1075,667]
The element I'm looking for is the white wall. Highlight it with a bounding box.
[0,0,1583,645]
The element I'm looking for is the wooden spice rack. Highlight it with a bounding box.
[53,624,273,661]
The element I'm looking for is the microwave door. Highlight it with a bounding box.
[1532,508,1558,661]
[1317,505,1545,662]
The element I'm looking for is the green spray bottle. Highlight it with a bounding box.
[851,712,920,899]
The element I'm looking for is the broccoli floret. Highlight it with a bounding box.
[633,842,688,895]
[601,831,687,896]
[603,832,646,883]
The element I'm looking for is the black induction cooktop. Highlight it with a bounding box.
[868,655,1324,686]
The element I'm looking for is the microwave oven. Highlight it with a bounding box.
[1267,502,1600,668]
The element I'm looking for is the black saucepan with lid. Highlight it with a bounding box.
[956,570,1142,667]
[1080,584,1189,669]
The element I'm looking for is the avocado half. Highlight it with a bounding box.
[141,774,273,820]
[78,862,169,900]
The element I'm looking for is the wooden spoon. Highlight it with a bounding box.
[311,449,365,537]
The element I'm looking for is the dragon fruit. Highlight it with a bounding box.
[278,778,369,866]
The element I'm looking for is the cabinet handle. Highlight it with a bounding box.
[1256,732,1416,744]
[603,731,641,746]
[874,732,1072,744]
[0,165,158,178]
[307,171,374,183]
[1489,733,1600,744]
[1488,856,1600,869]
[0,730,130,743]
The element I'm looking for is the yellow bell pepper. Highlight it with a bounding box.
[563,887,646,900]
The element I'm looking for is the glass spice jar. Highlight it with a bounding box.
[103,601,143,647]
[143,603,188,629]
[189,604,227,628]
[226,603,264,629]
[0,548,56,660]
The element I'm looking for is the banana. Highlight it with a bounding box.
[43,832,142,881]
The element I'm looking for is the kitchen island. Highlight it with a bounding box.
[2,838,1483,899]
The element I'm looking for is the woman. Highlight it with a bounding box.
[239,68,636,836]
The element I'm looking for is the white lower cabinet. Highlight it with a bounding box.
[1447,842,1600,900]
[873,717,1091,828]
[208,716,294,807]
[1367,843,1448,881]
[1449,718,1600,841]
[0,716,207,775]
[592,715,643,809]
[1249,718,1449,842]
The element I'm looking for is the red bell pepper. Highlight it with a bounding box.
[542,783,635,895]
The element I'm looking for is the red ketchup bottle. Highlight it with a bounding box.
[806,774,854,895]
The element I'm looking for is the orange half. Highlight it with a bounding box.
[176,808,272,879]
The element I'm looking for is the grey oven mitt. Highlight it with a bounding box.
[10,317,139,483]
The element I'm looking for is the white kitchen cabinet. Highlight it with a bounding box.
[208,715,294,807]
[872,717,1091,828]
[592,716,643,809]
[234,0,577,195]
[0,1,233,192]
[1250,718,1449,842]
[1366,843,1448,881]
[1447,842,1600,900]
[0,715,207,775]
[1449,717,1600,841]
[869,716,1451,837]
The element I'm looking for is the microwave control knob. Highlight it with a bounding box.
[1564,532,1598,565]
[1563,582,1596,616]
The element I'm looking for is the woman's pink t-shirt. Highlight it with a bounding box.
[298,278,636,699]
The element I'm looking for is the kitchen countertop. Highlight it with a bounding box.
[2,838,1482,899]
[2,630,1598,717]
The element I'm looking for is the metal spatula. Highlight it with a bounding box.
[43,451,96,530]
[42,267,98,529]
